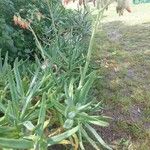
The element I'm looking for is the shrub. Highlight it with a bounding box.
[0,0,91,63]
[0,53,111,150]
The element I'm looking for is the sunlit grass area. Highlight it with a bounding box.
[93,2,150,149]
[103,3,150,25]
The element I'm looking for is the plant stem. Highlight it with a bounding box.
[81,0,112,86]
[29,26,46,60]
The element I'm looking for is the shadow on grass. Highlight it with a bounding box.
[103,21,150,51]
[92,20,150,149]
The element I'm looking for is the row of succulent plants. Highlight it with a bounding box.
[0,0,112,149]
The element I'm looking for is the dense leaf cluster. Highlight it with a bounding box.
[0,0,91,63]
[0,0,112,149]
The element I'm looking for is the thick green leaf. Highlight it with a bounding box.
[14,59,24,97]
[34,93,47,149]
[7,72,20,120]
[0,138,33,149]
[8,70,19,102]
[23,121,35,131]
[0,102,6,113]
[0,126,16,134]
[0,126,19,138]
[68,78,74,101]
[47,126,79,146]
[78,127,85,150]
[79,72,96,104]
[77,101,93,111]
[85,124,112,150]
[64,79,74,106]
[88,120,109,127]
[52,100,65,115]
[78,66,84,89]
[81,127,100,150]
[63,119,74,129]
[68,111,76,119]
[2,52,8,73]
[20,68,40,119]
[0,116,6,125]
[26,68,40,96]
[79,113,109,127]
[5,101,18,124]
[0,50,2,71]
[37,93,47,136]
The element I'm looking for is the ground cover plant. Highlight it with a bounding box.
[0,0,113,149]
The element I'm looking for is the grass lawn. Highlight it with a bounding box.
[93,3,150,149]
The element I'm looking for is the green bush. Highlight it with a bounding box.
[0,0,34,62]
[0,52,111,150]
[0,0,91,63]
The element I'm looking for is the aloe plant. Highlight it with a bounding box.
[0,0,113,149]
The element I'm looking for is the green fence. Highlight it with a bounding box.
[133,0,150,4]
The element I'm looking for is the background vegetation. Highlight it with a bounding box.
[0,0,91,62]
[0,0,111,149]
